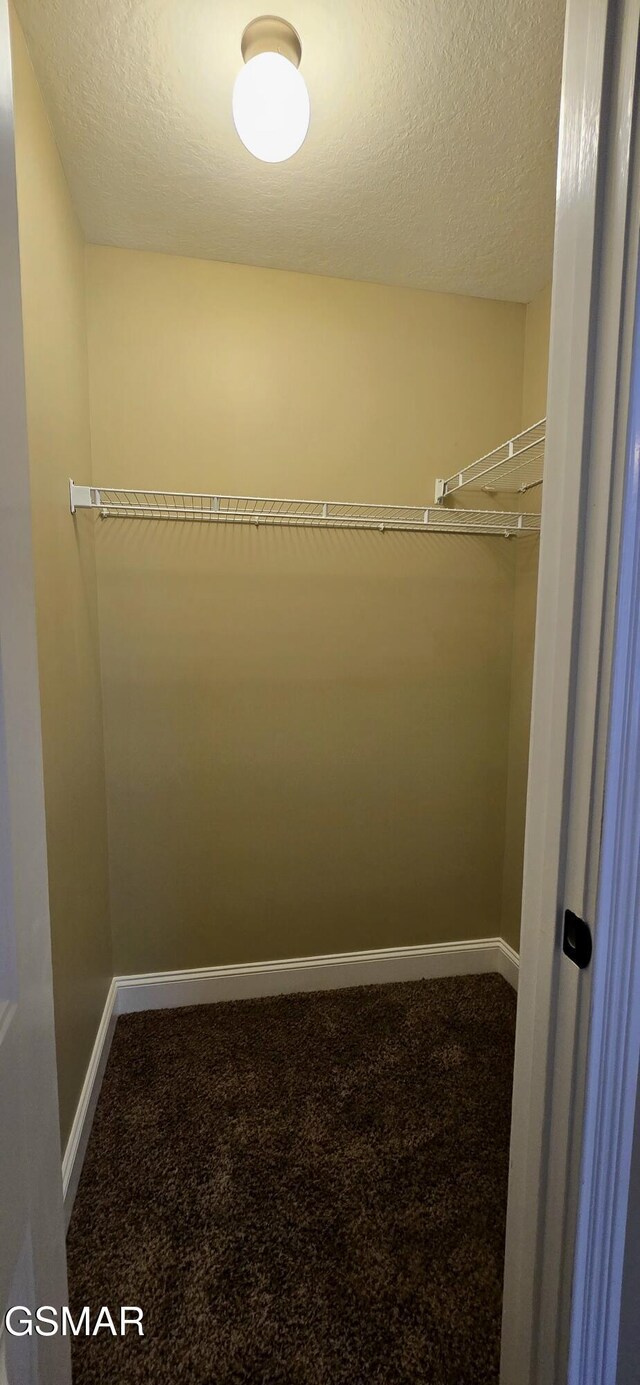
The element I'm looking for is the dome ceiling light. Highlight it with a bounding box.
[232,15,310,164]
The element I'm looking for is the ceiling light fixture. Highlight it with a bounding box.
[232,16,310,164]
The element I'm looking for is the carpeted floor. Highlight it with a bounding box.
[67,973,516,1384]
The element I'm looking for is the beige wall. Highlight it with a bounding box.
[85,248,526,503]
[501,283,552,948]
[11,13,112,1146]
[522,283,552,427]
[85,246,527,973]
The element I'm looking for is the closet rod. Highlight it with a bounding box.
[69,482,541,537]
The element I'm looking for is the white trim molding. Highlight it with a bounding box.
[62,978,117,1226]
[496,941,519,991]
[501,0,640,1379]
[114,938,518,1015]
[568,261,640,1382]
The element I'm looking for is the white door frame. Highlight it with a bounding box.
[568,256,640,1380]
[0,0,70,1379]
[501,0,640,1380]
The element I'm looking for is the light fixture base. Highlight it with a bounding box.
[240,15,302,68]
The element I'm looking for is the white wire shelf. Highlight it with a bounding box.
[69,482,541,537]
[435,418,546,500]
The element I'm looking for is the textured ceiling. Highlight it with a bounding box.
[15,0,565,301]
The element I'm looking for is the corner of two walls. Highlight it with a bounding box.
[500,284,552,951]
[10,7,113,1149]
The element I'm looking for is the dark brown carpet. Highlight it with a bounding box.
[67,973,516,1384]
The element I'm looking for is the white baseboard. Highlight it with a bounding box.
[62,977,117,1226]
[495,939,520,991]
[115,937,519,1015]
[63,939,518,1216]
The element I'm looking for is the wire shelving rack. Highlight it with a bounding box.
[69,483,541,537]
[434,418,545,501]
[69,418,545,537]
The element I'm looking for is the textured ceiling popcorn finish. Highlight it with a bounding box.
[15,0,565,301]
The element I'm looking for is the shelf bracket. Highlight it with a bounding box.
[69,480,99,514]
